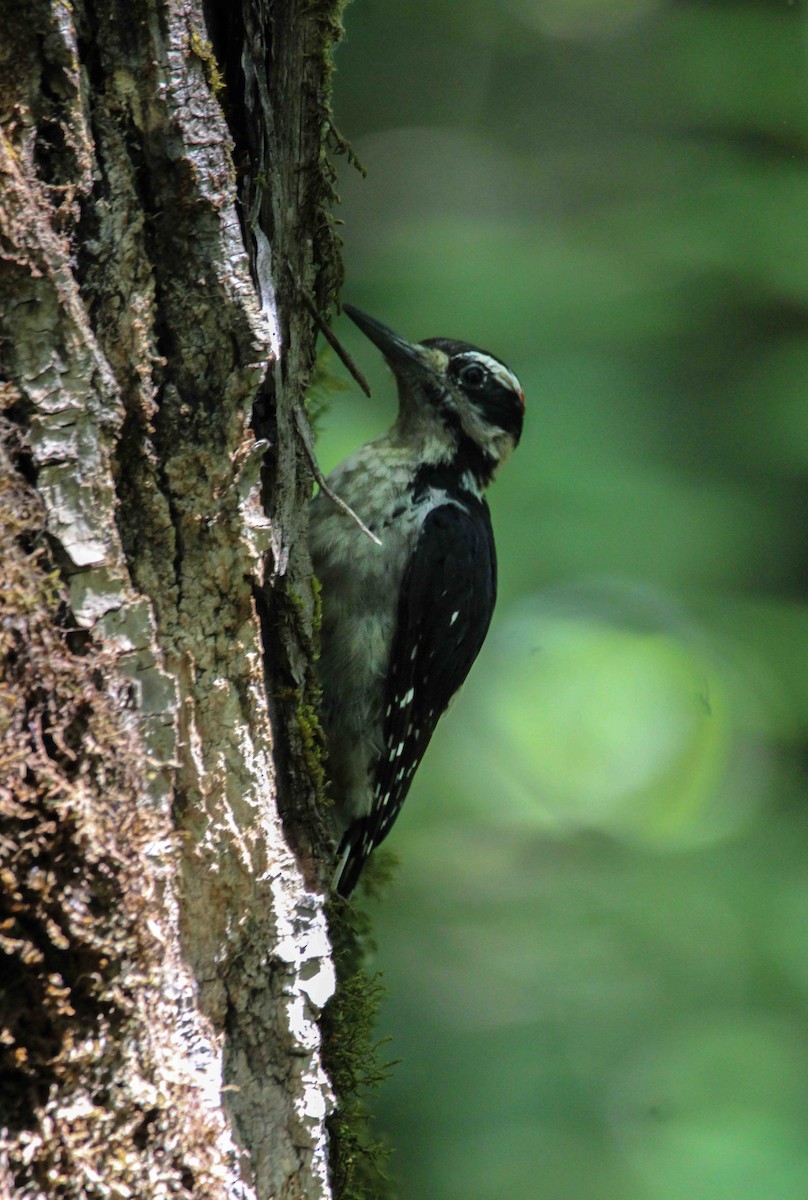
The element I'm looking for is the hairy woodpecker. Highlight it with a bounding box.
[311,305,524,897]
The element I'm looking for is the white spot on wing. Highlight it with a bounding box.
[450,611,459,626]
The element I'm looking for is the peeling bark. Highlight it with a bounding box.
[0,0,343,1196]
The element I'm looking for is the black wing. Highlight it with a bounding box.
[335,500,497,896]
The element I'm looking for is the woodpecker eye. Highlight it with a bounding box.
[459,363,486,388]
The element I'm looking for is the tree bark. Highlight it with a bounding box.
[0,0,343,1196]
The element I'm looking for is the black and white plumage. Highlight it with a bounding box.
[310,305,524,897]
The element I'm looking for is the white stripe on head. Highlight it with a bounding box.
[460,352,523,399]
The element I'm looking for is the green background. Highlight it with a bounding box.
[321,3,808,1197]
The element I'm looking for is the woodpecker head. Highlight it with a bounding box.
[344,304,524,488]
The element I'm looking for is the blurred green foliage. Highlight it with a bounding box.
[320,2,808,1197]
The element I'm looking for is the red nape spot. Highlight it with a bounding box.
[519,390,525,408]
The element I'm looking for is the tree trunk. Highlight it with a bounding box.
[0,0,343,1196]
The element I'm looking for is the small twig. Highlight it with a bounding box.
[294,406,382,547]
[299,288,372,397]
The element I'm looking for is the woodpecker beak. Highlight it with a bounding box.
[343,305,430,373]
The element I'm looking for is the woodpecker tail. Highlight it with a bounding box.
[332,821,371,898]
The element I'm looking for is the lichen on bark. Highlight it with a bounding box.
[0,0,349,1196]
